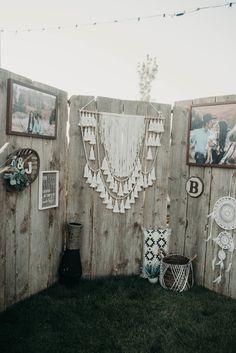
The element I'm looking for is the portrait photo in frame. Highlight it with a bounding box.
[38,171,59,210]
[187,101,236,168]
[6,79,57,139]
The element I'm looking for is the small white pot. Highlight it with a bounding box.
[148,277,158,284]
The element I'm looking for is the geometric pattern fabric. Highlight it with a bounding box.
[143,228,171,274]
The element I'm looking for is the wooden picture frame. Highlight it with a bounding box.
[39,171,59,210]
[6,79,57,139]
[187,101,236,168]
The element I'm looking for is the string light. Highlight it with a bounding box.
[0,1,235,33]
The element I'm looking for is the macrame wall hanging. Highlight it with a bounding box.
[79,106,165,214]
[206,179,236,283]
[143,228,171,273]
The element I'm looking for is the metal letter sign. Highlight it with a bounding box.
[186,176,204,198]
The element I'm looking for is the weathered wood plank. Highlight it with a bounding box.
[67,95,96,278]
[169,101,192,255]
[171,95,236,299]
[122,99,147,275]
[94,97,123,277]
[185,97,215,285]
[0,69,68,310]
[145,102,171,228]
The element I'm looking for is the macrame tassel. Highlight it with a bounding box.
[113,180,118,193]
[79,111,85,126]
[158,120,164,133]
[106,196,113,210]
[130,192,135,204]
[136,179,142,192]
[103,168,109,176]
[97,182,104,192]
[113,200,120,213]
[152,120,158,132]
[148,120,155,132]
[151,167,156,181]
[102,192,109,204]
[96,171,102,186]
[118,183,124,196]
[123,181,128,194]
[131,174,136,184]
[83,127,90,141]
[109,178,115,189]
[89,146,95,160]
[101,157,108,171]
[106,172,113,183]
[86,169,92,184]
[84,163,89,178]
[147,134,153,146]
[87,127,92,141]
[155,134,161,147]
[120,200,125,214]
[133,185,138,198]
[100,187,106,199]
[147,173,153,186]
[99,184,106,198]
[89,131,96,145]
[143,175,148,188]
[139,174,144,187]
[90,173,97,188]
[146,147,153,160]
[134,166,140,178]
[124,197,131,209]
[91,113,97,127]
[128,178,133,191]
[136,158,141,171]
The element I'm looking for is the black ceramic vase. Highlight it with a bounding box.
[59,222,83,285]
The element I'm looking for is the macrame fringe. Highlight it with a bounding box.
[81,110,165,214]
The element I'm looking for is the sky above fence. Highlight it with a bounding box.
[0,0,235,104]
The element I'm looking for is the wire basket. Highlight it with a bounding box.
[159,254,195,292]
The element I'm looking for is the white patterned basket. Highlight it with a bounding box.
[159,254,195,292]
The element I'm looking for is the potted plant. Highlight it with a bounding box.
[144,263,160,284]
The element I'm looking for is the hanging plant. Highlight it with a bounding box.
[3,169,30,191]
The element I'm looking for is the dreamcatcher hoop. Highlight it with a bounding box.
[213,196,236,230]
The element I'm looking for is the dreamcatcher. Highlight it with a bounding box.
[207,193,236,283]
[79,103,165,214]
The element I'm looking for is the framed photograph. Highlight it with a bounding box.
[6,79,57,139]
[39,171,59,210]
[187,102,236,168]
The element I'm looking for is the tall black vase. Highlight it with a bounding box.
[59,222,83,285]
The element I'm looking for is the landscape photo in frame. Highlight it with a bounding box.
[6,79,57,139]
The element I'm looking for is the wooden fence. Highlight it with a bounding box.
[1,69,235,311]
[0,69,68,311]
[67,95,171,278]
[169,95,236,299]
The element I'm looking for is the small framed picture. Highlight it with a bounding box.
[39,171,59,210]
[187,101,236,168]
[6,79,57,139]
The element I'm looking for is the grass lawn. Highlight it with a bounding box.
[0,276,236,353]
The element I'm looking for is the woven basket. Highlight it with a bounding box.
[160,254,194,292]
